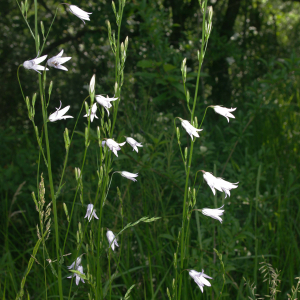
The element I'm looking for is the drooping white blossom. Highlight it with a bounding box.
[179,118,203,140]
[217,178,239,198]
[213,106,236,123]
[67,265,85,286]
[125,137,143,153]
[83,103,98,122]
[69,5,92,24]
[84,204,99,222]
[201,205,225,223]
[102,139,126,157]
[47,50,72,71]
[23,55,49,74]
[48,101,73,122]
[106,229,119,251]
[95,95,118,116]
[67,256,82,270]
[201,171,238,198]
[189,269,213,293]
[120,171,138,182]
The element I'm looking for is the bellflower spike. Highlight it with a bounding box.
[202,205,225,223]
[84,204,99,222]
[179,118,203,140]
[213,106,236,123]
[23,55,49,74]
[103,139,126,157]
[83,103,98,122]
[69,5,92,24]
[125,137,143,153]
[67,265,85,285]
[95,95,118,116]
[189,269,213,293]
[67,256,82,270]
[120,171,138,182]
[106,229,119,251]
[48,101,73,122]
[47,50,72,71]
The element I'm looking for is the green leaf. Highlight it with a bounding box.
[163,64,176,72]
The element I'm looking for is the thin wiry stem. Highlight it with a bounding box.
[34,0,63,298]
[177,0,208,299]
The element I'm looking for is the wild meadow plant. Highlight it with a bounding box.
[15,0,159,299]
[170,1,239,299]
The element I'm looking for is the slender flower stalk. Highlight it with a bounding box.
[177,1,210,299]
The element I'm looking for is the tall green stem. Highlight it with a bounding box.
[34,0,63,298]
[177,1,208,299]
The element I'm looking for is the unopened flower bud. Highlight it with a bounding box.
[112,1,117,17]
[186,90,190,105]
[63,128,70,151]
[181,58,187,73]
[40,21,45,36]
[48,81,53,96]
[63,203,70,222]
[89,74,95,98]
[114,82,118,95]
[176,127,180,141]
[208,6,213,21]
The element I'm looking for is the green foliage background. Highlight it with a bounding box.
[1,0,300,299]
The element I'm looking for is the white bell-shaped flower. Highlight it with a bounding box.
[189,269,213,293]
[95,95,118,116]
[84,204,99,222]
[48,101,73,122]
[83,103,98,122]
[47,49,72,71]
[23,55,49,74]
[125,137,143,153]
[69,5,92,24]
[201,205,225,223]
[120,171,138,182]
[179,118,203,140]
[103,139,126,157]
[106,229,119,251]
[213,106,236,123]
